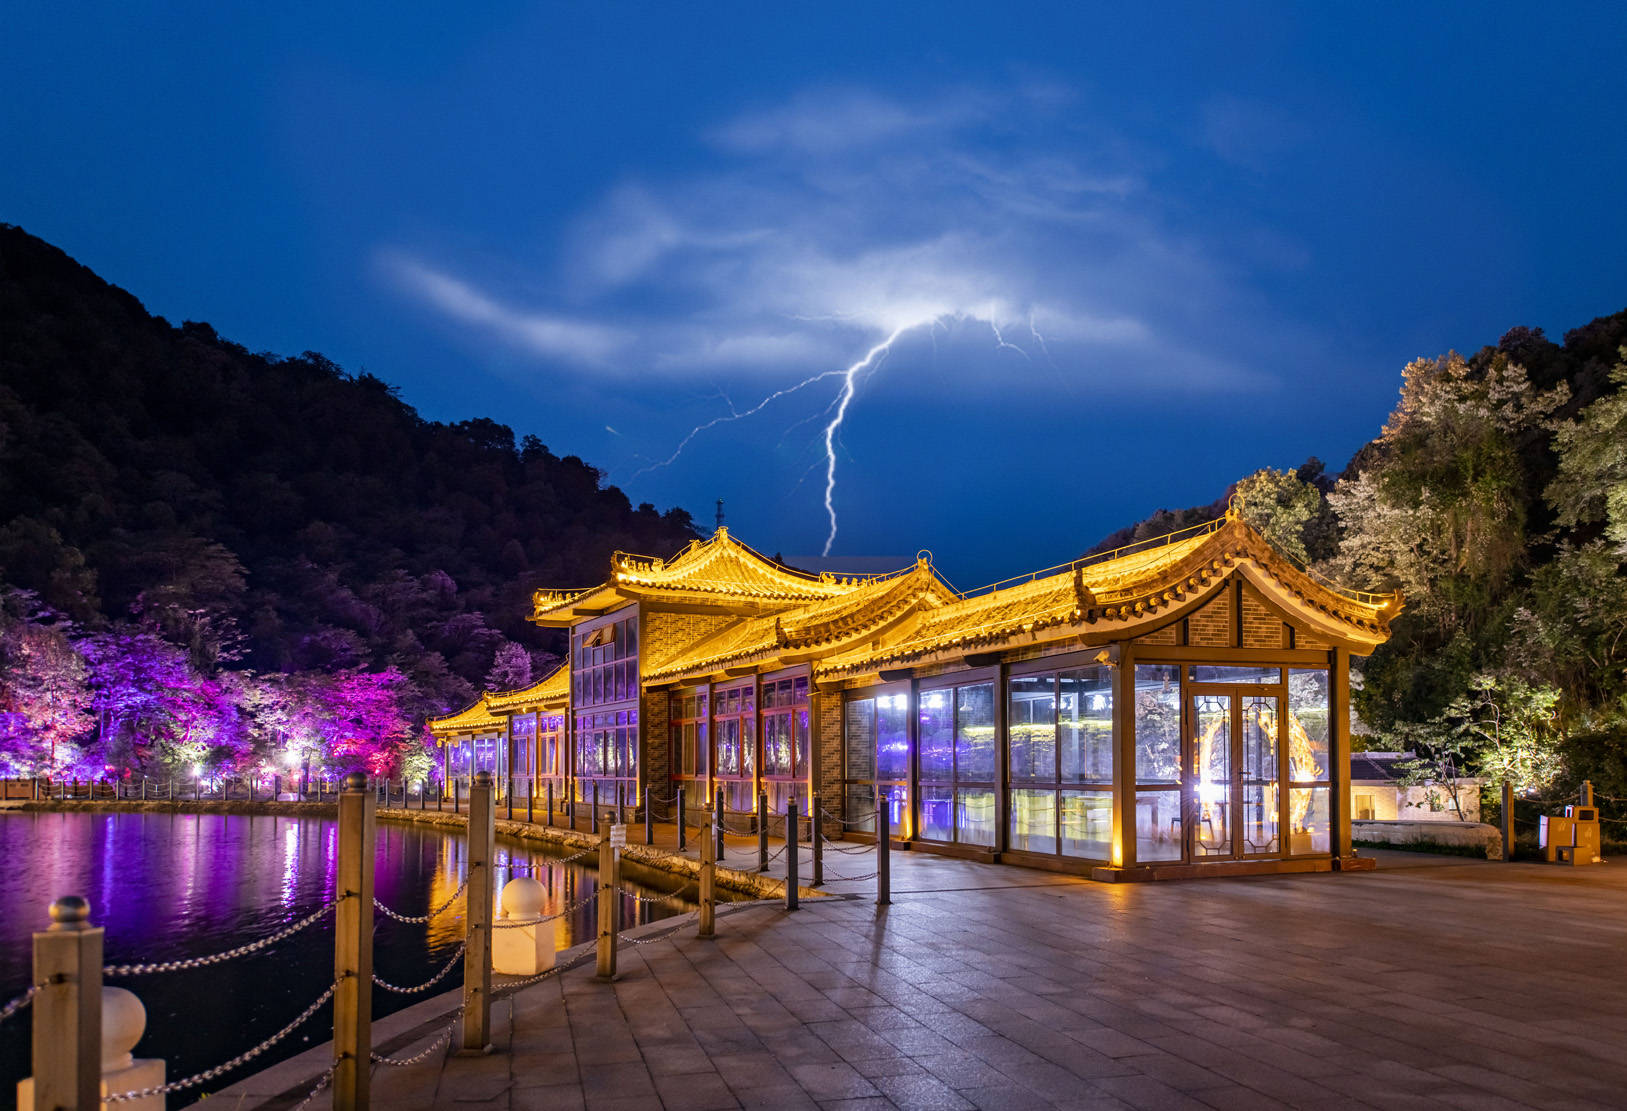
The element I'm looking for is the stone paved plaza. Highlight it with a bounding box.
[217,848,1627,1111]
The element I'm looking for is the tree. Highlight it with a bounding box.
[1548,347,1627,548]
[1392,673,1564,808]
[486,642,532,691]
[1233,466,1324,564]
[0,593,93,774]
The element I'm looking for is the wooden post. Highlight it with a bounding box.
[460,771,495,1054]
[698,820,716,939]
[786,798,799,911]
[25,895,102,1110]
[757,790,769,873]
[677,790,687,851]
[1502,780,1515,861]
[811,792,823,887]
[714,788,725,861]
[333,773,375,1111]
[595,831,618,981]
[1330,648,1355,867]
[877,788,891,906]
[644,786,653,845]
[1582,779,1594,807]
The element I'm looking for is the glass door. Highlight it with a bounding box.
[1186,689,1281,861]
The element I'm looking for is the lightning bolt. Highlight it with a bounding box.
[820,322,917,556]
[632,369,846,477]
[988,319,1031,360]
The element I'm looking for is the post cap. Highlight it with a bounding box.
[50,895,90,926]
[342,771,367,791]
[474,771,493,787]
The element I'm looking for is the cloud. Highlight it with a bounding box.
[380,251,625,364]
[380,81,1306,399]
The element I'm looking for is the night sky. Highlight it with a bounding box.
[5,3,1626,587]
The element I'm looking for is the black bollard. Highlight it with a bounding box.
[454,778,461,814]
[758,791,769,873]
[546,781,554,828]
[715,788,725,862]
[645,786,653,845]
[507,775,514,822]
[786,798,800,911]
[677,790,687,852]
[812,792,823,886]
[592,782,600,835]
[527,778,533,824]
[877,789,891,906]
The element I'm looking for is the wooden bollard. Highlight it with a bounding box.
[595,830,619,981]
[460,771,495,1054]
[1503,780,1515,861]
[699,820,716,939]
[811,792,823,886]
[333,773,375,1111]
[877,789,891,906]
[786,798,800,912]
[23,895,102,1109]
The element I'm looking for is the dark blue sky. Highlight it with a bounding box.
[6,3,1626,587]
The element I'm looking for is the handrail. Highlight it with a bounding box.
[955,516,1228,600]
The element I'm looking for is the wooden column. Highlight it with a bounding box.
[1330,648,1355,867]
[460,771,495,1053]
[1109,643,1136,872]
[333,773,375,1111]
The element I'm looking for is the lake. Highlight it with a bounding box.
[0,809,700,1102]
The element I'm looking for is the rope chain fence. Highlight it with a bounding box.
[373,942,468,995]
[103,900,337,976]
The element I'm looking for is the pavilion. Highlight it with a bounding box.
[428,509,1401,880]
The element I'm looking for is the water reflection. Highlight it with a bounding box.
[0,811,699,1100]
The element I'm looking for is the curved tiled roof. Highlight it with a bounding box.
[425,695,504,735]
[486,663,569,713]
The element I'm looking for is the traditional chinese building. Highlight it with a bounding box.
[428,510,1401,880]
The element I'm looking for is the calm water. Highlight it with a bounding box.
[0,811,699,1103]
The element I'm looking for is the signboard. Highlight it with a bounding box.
[609,823,627,849]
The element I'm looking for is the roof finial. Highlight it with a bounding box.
[715,498,725,533]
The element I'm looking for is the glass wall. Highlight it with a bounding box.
[1288,669,1331,855]
[511,712,536,783]
[571,609,639,806]
[668,687,710,815]
[538,713,565,801]
[1007,667,1112,858]
[841,687,909,836]
[761,674,811,817]
[1133,664,1182,862]
[712,680,756,812]
[916,680,996,847]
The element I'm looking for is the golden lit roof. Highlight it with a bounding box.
[486,663,569,712]
[530,526,862,625]
[816,514,1402,677]
[642,557,958,683]
[425,695,504,737]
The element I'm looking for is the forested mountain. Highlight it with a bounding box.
[1101,308,1627,816]
[0,224,695,777]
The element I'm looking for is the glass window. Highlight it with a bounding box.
[1008,675,1056,782]
[875,692,910,781]
[1288,670,1330,782]
[919,785,954,842]
[1189,665,1280,684]
[1061,789,1112,858]
[1290,786,1330,855]
[919,689,954,781]
[1009,789,1056,853]
[957,788,997,847]
[956,683,997,781]
[1133,665,1181,784]
[1135,789,1182,861]
[1058,668,1112,784]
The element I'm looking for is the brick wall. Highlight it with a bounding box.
[1135,625,1179,645]
[813,688,844,833]
[641,688,671,817]
[1240,583,1287,649]
[641,611,732,668]
[1187,586,1233,647]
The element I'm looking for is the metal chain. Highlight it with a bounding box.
[373,943,467,994]
[492,960,567,997]
[0,982,44,1024]
[616,882,698,907]
[818,834,874,854]
[372,1020,457,1066]
[104,901,337,976]
[104,981,338,1102]
[822,870,880,883]
[374,876,469,924]
[288,1067,333,1111]
[619,910,700,945]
